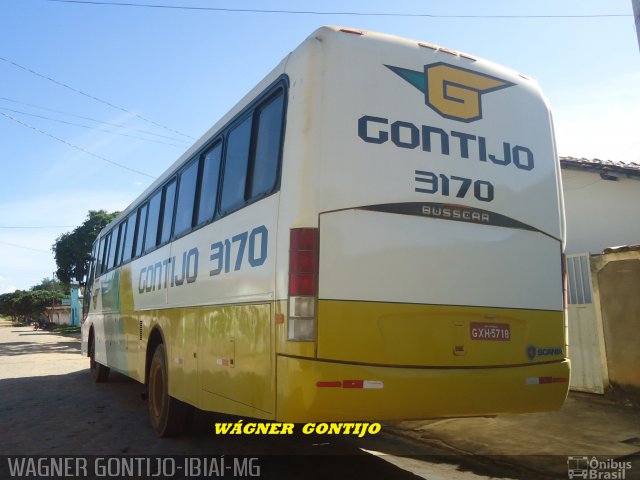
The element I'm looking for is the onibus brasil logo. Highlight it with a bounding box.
[386,62,514,123]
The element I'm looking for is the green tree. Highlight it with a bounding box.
[31,277,67,296]
[23,290,62,320]
[52,210,119,285]
[0,290,62,322]
[0,291,22,321]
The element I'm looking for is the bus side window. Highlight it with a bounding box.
[174,159,199,237]
[102,232,113,273]
[134,204,148,258]
[115,221,126,267]
[249,91,284,199]
[144,191,162,253]
[197,142,222,225]
[96,236,106,276]
[106,229,119,271]
[83,241,99,316]
[110,222,125,269]
[87,241,98,285]
[220,116,253,215]
[160,178,177,244]
[121,213,136,263]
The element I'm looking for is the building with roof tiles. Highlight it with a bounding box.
[559,157,639,399]
[560,156,640,255]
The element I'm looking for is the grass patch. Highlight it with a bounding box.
[51,325,81,335]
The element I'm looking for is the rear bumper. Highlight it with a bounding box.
[276,355,570,422]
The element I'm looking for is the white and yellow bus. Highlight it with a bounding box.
[82,26,570,436]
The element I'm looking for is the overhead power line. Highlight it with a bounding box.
[0,55,195,140]
[0,241,50,254]
[0,110,155,179]
[0,106,187,148]
[0,97,190,143]
[0,226,75,229]
[43,0,632,18]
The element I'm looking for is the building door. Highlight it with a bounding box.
[566,253,608,394]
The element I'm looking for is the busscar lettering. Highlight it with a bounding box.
[422,205,490,224]
[358,114,534,171]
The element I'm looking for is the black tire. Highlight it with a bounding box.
[148,344,187,437]
[89,335,110,383]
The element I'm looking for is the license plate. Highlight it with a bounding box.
[470,322,511,341]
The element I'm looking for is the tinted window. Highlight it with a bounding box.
[160,179,177,244]
[109,223,125,269]
[134,204,148,258]
[144,191,162,253]
[96,236,106,276]
[197,143,222,225]
[103,233,114,272]
[115,221,127,266]
[174,159,198,236]
[220,116,252,214]
[250,92,284,198]
[88,242,98,284]
[121,213,136,263]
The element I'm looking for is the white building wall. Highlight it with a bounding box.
[562,169,640,254]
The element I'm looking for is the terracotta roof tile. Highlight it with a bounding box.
[560,157,640,179]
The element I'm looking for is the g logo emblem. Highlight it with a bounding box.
[386,62,514,123]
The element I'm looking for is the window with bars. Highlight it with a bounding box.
[566,254,592,304]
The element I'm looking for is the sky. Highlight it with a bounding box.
[0,0,638,293]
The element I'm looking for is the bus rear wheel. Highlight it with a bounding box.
[148,343,187,437]
[89,335,110,383]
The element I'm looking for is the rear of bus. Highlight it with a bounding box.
[275,27,569,422]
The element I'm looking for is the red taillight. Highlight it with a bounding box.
[290,228,319,251]
[289,228,319,297]
[289,275,316,296]
[289,251,316,273]
[288,228,319,341]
